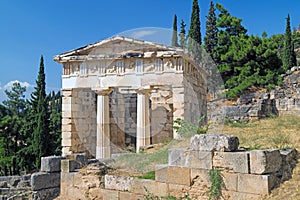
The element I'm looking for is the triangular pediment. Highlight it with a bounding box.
[54,36,183,63]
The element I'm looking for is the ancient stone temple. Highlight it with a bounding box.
[54,36,207,159]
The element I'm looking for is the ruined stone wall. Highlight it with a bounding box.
[150,86,173,144]
[274,67,300,115]
[58,134,298,200]
[208,67,300,122]
[62,88,97,158]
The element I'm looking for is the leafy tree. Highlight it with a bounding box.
[204,1,218,58]
[283,14,297,71]
[172,14,179,47]
[31,56,50,169]
[179,20,187,48]
[188,0,202,61]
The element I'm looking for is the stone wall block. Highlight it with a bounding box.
[131,179,168,196]
[237,174,273,195]
[168,148,190,167]
[189,151,213,169]
[213,151,249,173]
[104,175,134,191]
[168,166,191,186]
[190,134,239,152]
[41,156,65,173]
[221,172,238,191]
[31,172,60,191]
[155,164,168,183]
[100,189,119,200]
[250,149,282,174]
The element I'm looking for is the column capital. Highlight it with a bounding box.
[95,88,113,96]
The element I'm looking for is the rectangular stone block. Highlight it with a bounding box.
[41,156,65,172]
[250,149,282,174]
[31,172,60,191]
[232,191,261,200]
[221,172,238,191]
[101,189,119,200]
[237,174,273,195]
[168,148,189,167]
[189,151,213,169]
[104,175,134,191]
[190,134,239,152]
[119,191,144,200]
[62,138,72,147]
[131,179,168,196]
[168,166,191,186]
[66,153,87,168]
[155,164,168,183]
[213,151,249,173]
[61,160,77,172]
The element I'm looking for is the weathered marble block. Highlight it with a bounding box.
[250,149,282,174]
[104,175,134,191]
[31,172,60,191]
[168,148,190,167]
[213,151,249,173]
[190,134,239,152]
[41,156,65,172]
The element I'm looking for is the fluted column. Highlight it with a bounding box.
[136,88,151,153]
[96,89,112,159]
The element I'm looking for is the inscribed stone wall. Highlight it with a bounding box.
[62,88,97,158]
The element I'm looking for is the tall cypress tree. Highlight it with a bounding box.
[204,1,218,58]
[31,56,49,169]
[172,14,179,47]
[188,0,201,60]
[179,20,186,48]
[283,14,297,71]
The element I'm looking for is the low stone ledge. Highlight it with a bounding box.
[31,172,60,191]
[213,151,249,173]
[104,175,134,192]
[250,149,282,174]
[41,156,65,172]
[190,134,239,152]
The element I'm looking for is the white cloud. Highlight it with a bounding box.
[129,30,157,39]
[4,80,34,90]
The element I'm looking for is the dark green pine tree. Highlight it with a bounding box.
[31,56,50,169]
[204,1,218,58]
[283,14,297,71]
[172,14,179,47]
[179,20,186,48]
[48,91,62,156]
[188,0,202,60]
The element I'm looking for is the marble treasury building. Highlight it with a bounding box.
[54,36,207,159]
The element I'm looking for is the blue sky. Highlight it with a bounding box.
[0,0,299,102]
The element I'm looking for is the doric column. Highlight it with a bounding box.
[96,89,112,159]
[136,88,151,153]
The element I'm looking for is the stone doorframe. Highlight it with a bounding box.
[94,86,153,159]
